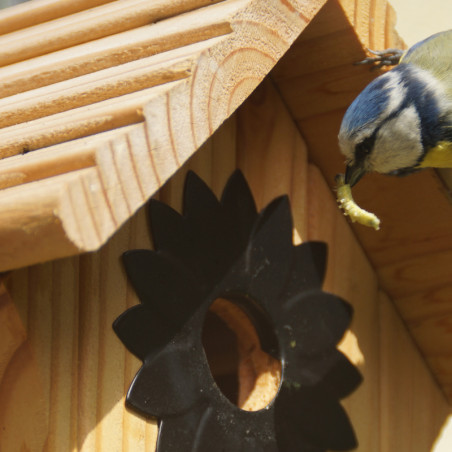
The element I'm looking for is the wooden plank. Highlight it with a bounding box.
[235,78,309,242]
[378,249,452,299]
[0,169,88,271]
[0,1,235,98]
[0,0,114,35]
[0,0,326,270]
[0,54,193,129]
[0,81,187,158]
[0,37,228,188]
[396,286,452,401]
[379,291,450,451]
[4,205,158,451]
[271,0,452,405]
[0,125,136,190]
[0,281,48,451]
[307,163,381,452]
[0,0,224,66]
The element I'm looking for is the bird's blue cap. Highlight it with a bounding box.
[341,75,391,136]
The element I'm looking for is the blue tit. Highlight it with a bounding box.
[338,29,452,187]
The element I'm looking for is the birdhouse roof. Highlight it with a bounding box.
[0,0,325,271]
[2,0,452,403]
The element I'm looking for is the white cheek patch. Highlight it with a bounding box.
[369,105,423,173]
[338,70,408,164]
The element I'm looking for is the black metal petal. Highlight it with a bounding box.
[183,171,222,221]
[279,292,353,357]
[123,249,205,320]
[126,339,205,418]
[320,351,363,399]
[284,242,328,297]
[275,383,358,451]
[148,199,188,255]
[244,196,294,312]
[220,169,258,249]
[288,350,362,397]
[113,305,173,361]
[114,170,361,451]
[179,171,249,284]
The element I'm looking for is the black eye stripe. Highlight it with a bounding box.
[355,135,376,162]
[353,104,403,163]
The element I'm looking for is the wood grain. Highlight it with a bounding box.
[0,282,48,451]
[0,0,114,35]
[379,291,450,451]
[396,285,452,401]
[235,78,309,242]
[271,0,452,404]
[0,4,232,99]
[3,67,451,451]
[307,163,381,452]
[0,0,224,66]
[0,0,325,272]
[4,205,157,452]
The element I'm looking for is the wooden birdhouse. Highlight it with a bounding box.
[0,0,451,450]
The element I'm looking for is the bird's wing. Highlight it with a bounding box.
[401,29,452,98]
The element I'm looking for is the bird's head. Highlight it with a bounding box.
[338,64,445,186]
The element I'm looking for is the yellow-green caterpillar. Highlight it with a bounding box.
[335,174,380,231]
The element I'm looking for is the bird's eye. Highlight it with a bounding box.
[355,135,375,161]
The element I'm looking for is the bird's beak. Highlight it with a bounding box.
[345,163,365,187]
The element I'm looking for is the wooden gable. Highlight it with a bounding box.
[0,0,324,271]
[1,0,452,451]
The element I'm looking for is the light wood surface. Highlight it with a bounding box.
[3,79,450,450]
[0,0,325,272]
[1,0,451,449]
[271,0,452,403]
[379,290,450,452]
[0,0,224,66]
[0,281,48,451]
[0,0,114,35]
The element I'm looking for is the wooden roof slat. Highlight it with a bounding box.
[0,57,191,130]
[0,0,236,98]
[0,0,114,36]
[0,125,138,190]
[0,0,225,67]
[0,133,162,268]
[0,80,185,158]
[0,0,326,272]
[0,167,104,268]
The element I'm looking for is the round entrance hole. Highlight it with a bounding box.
[202,298,282,411]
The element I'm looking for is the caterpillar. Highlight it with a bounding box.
[335,174,380,231]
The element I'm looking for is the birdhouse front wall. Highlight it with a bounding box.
[1,0,452,450]
[1,77,450,452]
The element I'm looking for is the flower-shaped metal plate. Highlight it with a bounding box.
[113,170,362,451]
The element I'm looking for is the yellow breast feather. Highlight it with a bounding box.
[418,141,452,168]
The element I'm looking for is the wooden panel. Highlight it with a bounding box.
[271,0,452,404]
[0,282,48,452]
[235,83,451,448]
[307,163,381,452]
[379,291,450,451]
[0,0,114,35]
[0,0,225,66]
[396,286,452,401]
[4,206,158,452]
[235,78,309,242]
[0,0,327,272]
[1,95,240,452]
[3,68,451,451]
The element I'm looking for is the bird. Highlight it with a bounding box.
[338,29,452,187]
